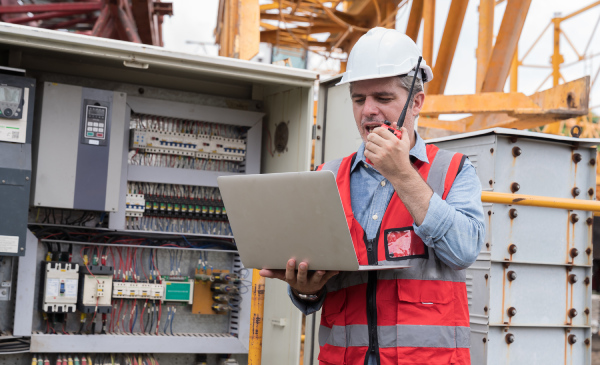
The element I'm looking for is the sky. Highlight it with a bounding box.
[162,0,600,114]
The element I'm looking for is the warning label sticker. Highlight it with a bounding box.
[0,235,19,253]
[0,126,20,143]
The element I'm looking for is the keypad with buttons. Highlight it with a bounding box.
[84,105,107,140]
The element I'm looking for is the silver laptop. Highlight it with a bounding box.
[217,171,410,271]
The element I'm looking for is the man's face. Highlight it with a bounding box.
[350,76,409,143]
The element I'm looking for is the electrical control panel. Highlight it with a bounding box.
[0,24,312,364]
[42,262,79,313]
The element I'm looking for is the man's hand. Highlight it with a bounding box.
[364,126,412,181]
[259,259,339,295]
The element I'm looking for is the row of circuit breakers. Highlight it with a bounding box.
[42,262,237,314]
[130,129,246,161]
[124,194,225,219]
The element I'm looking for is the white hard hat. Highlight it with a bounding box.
[337,27,434,86]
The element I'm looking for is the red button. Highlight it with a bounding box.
[97,133,104,137]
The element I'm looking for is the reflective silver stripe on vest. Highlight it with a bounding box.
[426,149,456,197]
[320,324,470,348]
[319,157,344,177]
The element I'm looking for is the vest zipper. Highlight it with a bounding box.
[365,237,379,365]
[366,237,377,266]
[365,270,379,365]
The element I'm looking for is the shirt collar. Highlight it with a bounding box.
[351,130,429,172]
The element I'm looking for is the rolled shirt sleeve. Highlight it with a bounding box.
[413,159,485,270]
[287,285,327,315]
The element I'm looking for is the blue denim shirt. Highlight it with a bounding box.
[289,131,485,315]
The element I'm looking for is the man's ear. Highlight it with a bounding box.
[412,92,425,116]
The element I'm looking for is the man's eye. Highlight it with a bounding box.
[378,98,392,102]
[353,98,365,103]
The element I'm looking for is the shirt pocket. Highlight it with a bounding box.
[396,281,459,364]
[397,279,455,325]
[384,227,428,261]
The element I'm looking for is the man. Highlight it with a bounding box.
[260,27,485,365]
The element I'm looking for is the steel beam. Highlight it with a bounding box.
[480,0,531,92]
[427,0,468,95]
[0,2,102,14]
[510,48,518,92]
[405,0,423,42]
[113,4,142,43]
[47,16,97,30]
[422,0,435,67]
[131,0,156,45]
[476,0,494,92]
[4,10,92,24]
[420,77,589,131]
[91,6,110,37]
[422,92,541,115]
[418,117,466,132]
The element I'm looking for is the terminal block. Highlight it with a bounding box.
[112,282,164,300]
[212,136,246,160]
[129,128,246,161]
[42,262,79,313]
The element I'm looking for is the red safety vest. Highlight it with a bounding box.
[315,144,471,365]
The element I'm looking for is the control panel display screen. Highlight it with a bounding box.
[84,105,108,140]
[0,86,21,103]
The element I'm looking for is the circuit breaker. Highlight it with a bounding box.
[78,266,113,314]
[32,82,127,211]
[42,262,79,313]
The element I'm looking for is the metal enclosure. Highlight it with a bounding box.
[0,22,317,364]
[0,73,35,256]
[314,75,360,166]
[428,129,596,364]
[32,83,127,212]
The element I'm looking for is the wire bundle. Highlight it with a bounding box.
[129,152,241,173]
[131,113,242,139]
[0,336,30,354]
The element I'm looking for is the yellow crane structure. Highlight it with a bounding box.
[216,0,589,133]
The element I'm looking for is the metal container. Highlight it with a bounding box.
[428,129,598,364]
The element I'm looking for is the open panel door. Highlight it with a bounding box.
[305,75,360,365]
[313,75,362,167]
[260,81,315,364]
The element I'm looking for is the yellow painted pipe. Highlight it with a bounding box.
[481,191,600,212]
[248,269,266,365]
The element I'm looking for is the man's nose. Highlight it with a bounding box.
[363,97,380,116]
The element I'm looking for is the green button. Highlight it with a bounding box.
[87,132,94,136]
